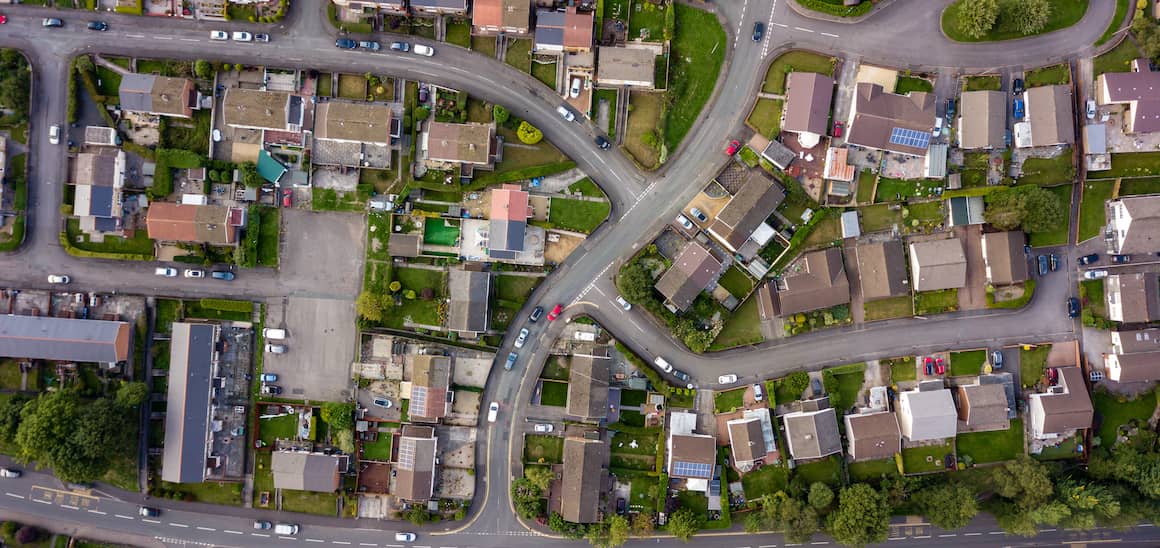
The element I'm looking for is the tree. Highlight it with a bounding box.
[913,482,978,530]
[357,291,385,322]
[493,104,510,125]
[666,508,701,542]
[630,510,655,536]
[388,281,402,293]
[1006,0,1052,35]
[333,429,355,454]
[14,525,41,544]
[958,0,1000,38]
[992,458,1054,511]
[415,106,430,121]
[983,185,1064,234]
[517,121,543,145]
[586,515,630,548]
[829,484,890,548]
[808,482,833,510]
[403,505,431,525]
[511,478,543,519]
[320,402,355,430]
[779,372,810,400]
[194,60,213,79]
[116,382,148,408]
[0,395,26,444]
[14,391,129,483]
[240,163,262,188]
[619,260,656,303]
[525,466,554,492]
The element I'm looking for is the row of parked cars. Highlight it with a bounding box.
[155,267,236,281]
[210,30,270,42]
[335,38,434,56]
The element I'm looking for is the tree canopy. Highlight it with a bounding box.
[983,185,1065,233]
[13,390,138,483]
[667,508,701,542]
[912,482,978,530]
[958,0,1000,38]
[320,402,355,430]
[829,484,890,547]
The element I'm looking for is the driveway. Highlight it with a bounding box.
[279,209,366,299]
[957,225,987,311]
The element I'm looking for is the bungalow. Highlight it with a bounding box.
[408,355,453,423]
[1029,366,1093,439]
[897,383,957,442]
[221,88,305,132]
[331,0,406,15]
[957,90,1006,149]
[423,121,499,169]
[118,73,197,119]
[447,269,491,337]
[854,240,909,301]
[488,184,533,260]
[1014,85,1075,148]
[1105,272,1160,323]
[980,231,1029,286]
[1107,196,1160,255]
[768,247,850,316]
[0,315,130,365]
[726,414,769,472]
[313,100,395,167]
[560,437,607,523]
[908,238,967,291]
[783,72,835,149]
[394,425,438,502]
[596,46,655,89]
[706,170,785,254]
[845,82,936,157]
[410,0,468,16]
[162,323,220,484]
[566,350,611,423]
[782,403,841,461]
[955,383,1011,432]
[146,202,246,246]
[271,451,346,492]
[654,242,724,313]
[472,0,531,35]
[534,7,594,54]
[1096,59,1160,134]
[844,411,901,462]
[72,149,126,235]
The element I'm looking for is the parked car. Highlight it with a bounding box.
[372,397,393,409]
[155,267,178,277]
[263,328,287,340]
[935,358,946,375]
[990,350,1003,369]
[47,275,70,284]
[395,533,417,543]
[282,189,293,208]
[1067,297,1080,318]
[232,31,253,42]
[725,139,741,155]
[595,135,611,150]
[274,524,298,536]
[932,117,944,137]
[924,357,934,376]
[570,77,582,98]
[210,30,228,40]
[335,38,358,49]
[514,327,529,349]
[654,356,673,374]
[1078,253,1100,265]
[1037,255,1049,276]
[615,295,632,311]
[1049,254,1059,272]
[212,128,222,142]
[261,384,283,395]
[1013,78,1024,95]
[259,373,278,383]
[211,270,235,281]
[547,304,563,321]
[533,423,554,433]
[504,352,518,371]
[412,44,435,56]
[945,98,956,118]
[1111,254,1131,264]
[42,18,63,27]
[811,377,823,395]
[1013,98,1025,120]
[1086,99,1097,119]
[265,344,287,354]
[184,269,204,278]
[0,468,21,479]
[254,521,272,531]
[672,370,693,389]
[87,21,108,31]
[529,306,544,323]
[676,214,694,230]
[49,124,60,145]
[390,41,410,52]
[556,105,575,122]
[752,383,765,401]
[1083,269,1109,280]
[255,33,270,42]
[832,121,843,137]
[689,208,707,223]
[138,507,161,518]
[718,374,738,385]
[487,402,499,423]
[752,21,764,41]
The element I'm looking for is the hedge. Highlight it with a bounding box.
[198,299,253,313]
[58,233,152,261]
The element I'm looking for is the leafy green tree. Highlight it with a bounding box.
[913,482,978,530]
[15,391,129,482]
[415,106,430,121]
[983,185,1065,234]
[619,260,656,303]
[320,402,355,430]
[992,458,1054,511]
[808,482,833,510]
[116,382,149,408]
[511,477,543,519]
[779,372,810,400]
[194,60,213,79]
[0,395,27,443]
[630,511,654,536]
[517,121,543,145]
[1005,0,1052,35]
[605,515,629,547]
[958,0,1000,38]
[666,508,701,542]
[357,291,385,322]
[524,466,554,492]
[829,484,890,547]
[493,104,510,125]
[403,505,430,525]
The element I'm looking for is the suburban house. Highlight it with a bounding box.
[331,0,406,15]
[843,411,902,462]
[845,82,937,156]
[447,269,491,336]
[472,0,531,35]
[1106,328,1160,383]
[955,382,1011,432]
[146,202,246,245]
[854,240,909,300]
[566,350,611,423]
[221,88,306,132]
[896,383,957,442]
[1015,85,1075,148]
[71,149,126,235]
[488,184,533,260]
[394,425,438,502]
[408,354,453,423]
[118,73,197,118]
[596,46,655,89]
[957,90,1006,149]
[1106,196,1160,254]
[271,451,347,492]
[980,231,1029,286]
[1029,366,1093,439]
[1105,272,1160,323]
[726,415,769,472]
[560,437,607,523]
[409,0,468,16]
[533,7,594,53]
[1096,58,1160,134]
[312,100,396,168]
[654,241,725,313]
[667,411,715,493]
[768,247,850,316]
[423,121,499,169]
[783,72,835,148]
[705,170,785,254]
[908,238,967,291]
[161,322,219,484]
[0,315,130,365]
[782,402,842,462]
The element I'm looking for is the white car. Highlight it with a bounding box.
[212,129,222,142]
[570,78,582,99]
[1086,99,1097,119]
[615,295,632,311]
[184,269,204,279]
[395,533,417,543]
[49,125,61,145]
[373,397,393,409]
[653,356,673,373]
[210,30,228,41]
[0,468,21,479]
[676,215,694,230]
[514,327,529,349]
[232,31,253,42]
[1083,269,1109,280]
[155,267,178,277]
[533,423,554,433]
[487,401,499,423]
[556,105,575,122]
[412,44,434,56]
[718,374,738,385]
[265,343,287,354]
[932,117,944,137]
[47,275,70,284]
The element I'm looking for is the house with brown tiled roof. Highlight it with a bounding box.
[956,383,1011,432]
[119,73,197,119]
[654,242,724,312]
[784,72,835,148]
[667,410,715,492]
[394,425,437,502]
[410,0,468,16]
[1106,272,1160,323]
[596,46,656,89]
[314,100,393,145]
[855,240,909,301]
[1015,85,1075,148]
[957,90,1006,149]
[909,238,967,291]
[423,122,498,168]
[1107,196,1160,255]
[566,350,610,422]
[844,411,901,462]
[71,149,126,235]
[727,415,769,472]
[1096,59,1160,134]
[488,184,532,260]
[768,247,849,316]
[1029,366,1092,439]
[706,170,785,253]
[145,202,246,245]
[534,7,594,53]
[222,88,306,132]
[981,231,1029,286]
[1106,328,1160,383]
[560,437,607,523]
[448,269,491,336]
[409,355,452,423]
[472,0,531,35]
[845,82,936,156]
[782,404,841,461]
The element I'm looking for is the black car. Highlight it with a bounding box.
[335,38,358,50]
[1111,254,1131,264]
[1037,255,1049,276]
[1067,297,1080,318]
[672,369,691,384]
[595,135,611,150]
[390,41,410,52]
[752,21,764,42]
[616,498,627,514]
[945,98,956,117]
[87,21,108,31]
[1078,253,1100,265]
[529,306,544,323]
[1049,254,1059,271]
[255,33,270,42]
[1013,78,1025,95]
[139,506,161,518]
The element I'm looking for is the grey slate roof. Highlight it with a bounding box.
[783,407,842,460]
[161,322,216,484]
[118,73,155,113]
[489,219,526,255]
[271,451,343,492]
[0,315,130,363]
[534,10,566,47]
[395,425,437,501]
[448,270,491,334]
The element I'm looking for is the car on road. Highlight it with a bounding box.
[87,21,108,31]
[615,295,632,311]
[1086,99,1097,119]
[156,267,178,277]
[672,369,693,388]
[547,304,563,321]
[1050,254,1059,271]
[413,44,435,56]
[654,356,673,373]
[254,521,272,531]
[676,214,694,230]
[1013,98,1025,120]
[210,30,228,40]
[689,207,707,223]
[752,21,764,41]
[514,328,529,349]
[395,533,417,543]
[725,139,741,155]
[390,41,410,52]
[752,383,765,401]
[138,506,161,518]
[49,124,60,145]
[529,306,544,323]
[0,468,21,479]
[184,269,204,278]
[47,275,70,284]
[265,343,287,354]
[212,128,222,142]
[487,401,499,423]
[261,384,283,395]
[1013,78,1024,95]
[556,105,576,122]
[283,188,293,208]
[274,524,299,536]
[0,14,7,25]
[504,352,518,371]
[232,31,253,42]
[210,270,235,281]
[990,350,1003,369]
[533,423,554,433]
[718,374,738,385]
[372,397,393,409]
[1037,255,1049,276]
[1078,253,1099,265]
[359,40,381,51]
[1067,297,1080,318]
[1083,269,1109,280]
[570,77,582,98]
[1111,254,1131,264]
[259,373,278,383]
[255,33,270,42]
[42,18,63,27]
[336,38,358,49]
[595,135,611,150]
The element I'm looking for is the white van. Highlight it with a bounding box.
[274,523,299,535]
[263,328,287,340]
[556,105,575,122]
[653,356,672,373]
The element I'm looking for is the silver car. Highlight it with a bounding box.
[514,328,529,349]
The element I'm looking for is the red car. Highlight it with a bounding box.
[832,121,843,138]
[725,139,741,156]
[935,358,946,375]
[546,304,563,321]
[0,14,8,24]
[282,189,292,208]
[923,357,934,375]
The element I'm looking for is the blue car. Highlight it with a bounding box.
[504,352,518,371]
[1067,298,1080,318]
[1013,98,1025,120]
[211,270,235,281]
[335,38,357,50]
[1037,254,1049,276]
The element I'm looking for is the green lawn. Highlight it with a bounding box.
[1081,279,1108,320]
[1019,150,1075,186]
[941,0,1089,42]
[800,214,843,248]
[875,177,943,202]
[1095,0,1133,46]
[1093,37,1141,77]
[1034,436,1082,460]
[394,267,444,295]
[531,60,557,89]
[885,356,916,382]
[1093,389,1158,446]
[949,350,986,377]
[524,434,564,463]
[540,356,569,381]
[855,171,876,204]
[336,74,366,100]
[162,109,211,152]
[859,203,901,233]
[894,76,933,94]
[445,19,471,48]
[1078,180,1115,241]
[827,363,865,410]
[793,454,843,486]
[611,431,659,457]
[160,481,243,506]
[539,380,568,407]
[662,4,726,151]
[747,98,783,138]
[1023,63,1070,88]
[258,413,299,447]
[471,35,497,57]
[64,218,154,258]
[503,39,531,72]
[628,0,667,40]
[591,88,618,137]
[709,296,763,350]
[94,65,122,98]
[621,389,647,407]
[1118,177,1160,196]
[361,433,392,462]
[256,206,280,267]
[987,280,1036,309]
[956,420,1023,464]
[718,265,754,298]
[963,74,1002,91]
[1028,184,1073,247]
[495,275,542,305]
[567,178,605,198]
[914,289,958,316]
[761,51,835,94]
[548,198,610,233]
[901,441,955,474]
[741,462,789,499]
[494,125,571,170]
[848,458,899,482]
[1105,152,1160,178]
[1019,344,1051,389]
[316,73,332,97]
[281,490,339,516]
[713,388,747,413]
[628,474,659,512]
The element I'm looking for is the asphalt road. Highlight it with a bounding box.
[0,1,1150,547]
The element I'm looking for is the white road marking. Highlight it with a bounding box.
[252,533,271,538]
[1141,523,1155,527]
[964,532,982,536]
[333,542,351,545]
[988,531,1004,535]
[153,36,173,40]
[115,514,134,520]
[196,527,216,532]
[142,519,161,524]
[306,540,325,544]
[938,534,956,537]
[4,493,23,499]
[88,510,105,515]
[591,284,606,297]
[386,544,404,547]
[224,530,243,535]
[169,523,189,528]
[794,27,814,33]
[759,545,778,548]
[126,34,145,38]
[61,505,79,510]
[280,537,298,541]
[773,23,788,27]
[810,543,829,546]
[887,538,905,541]
[821,32,840,38]
[180,38,200,42]
[360,544,378,547]
[1041,528,1056,532]
[33,499,51,505]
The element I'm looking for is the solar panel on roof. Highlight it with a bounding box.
[672,461,712,478]
[398,438,416,470]
[888,127,930,149]
[411,387,428,416]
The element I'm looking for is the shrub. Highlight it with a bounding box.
[517,121,543,144]
[198,299,252,313]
